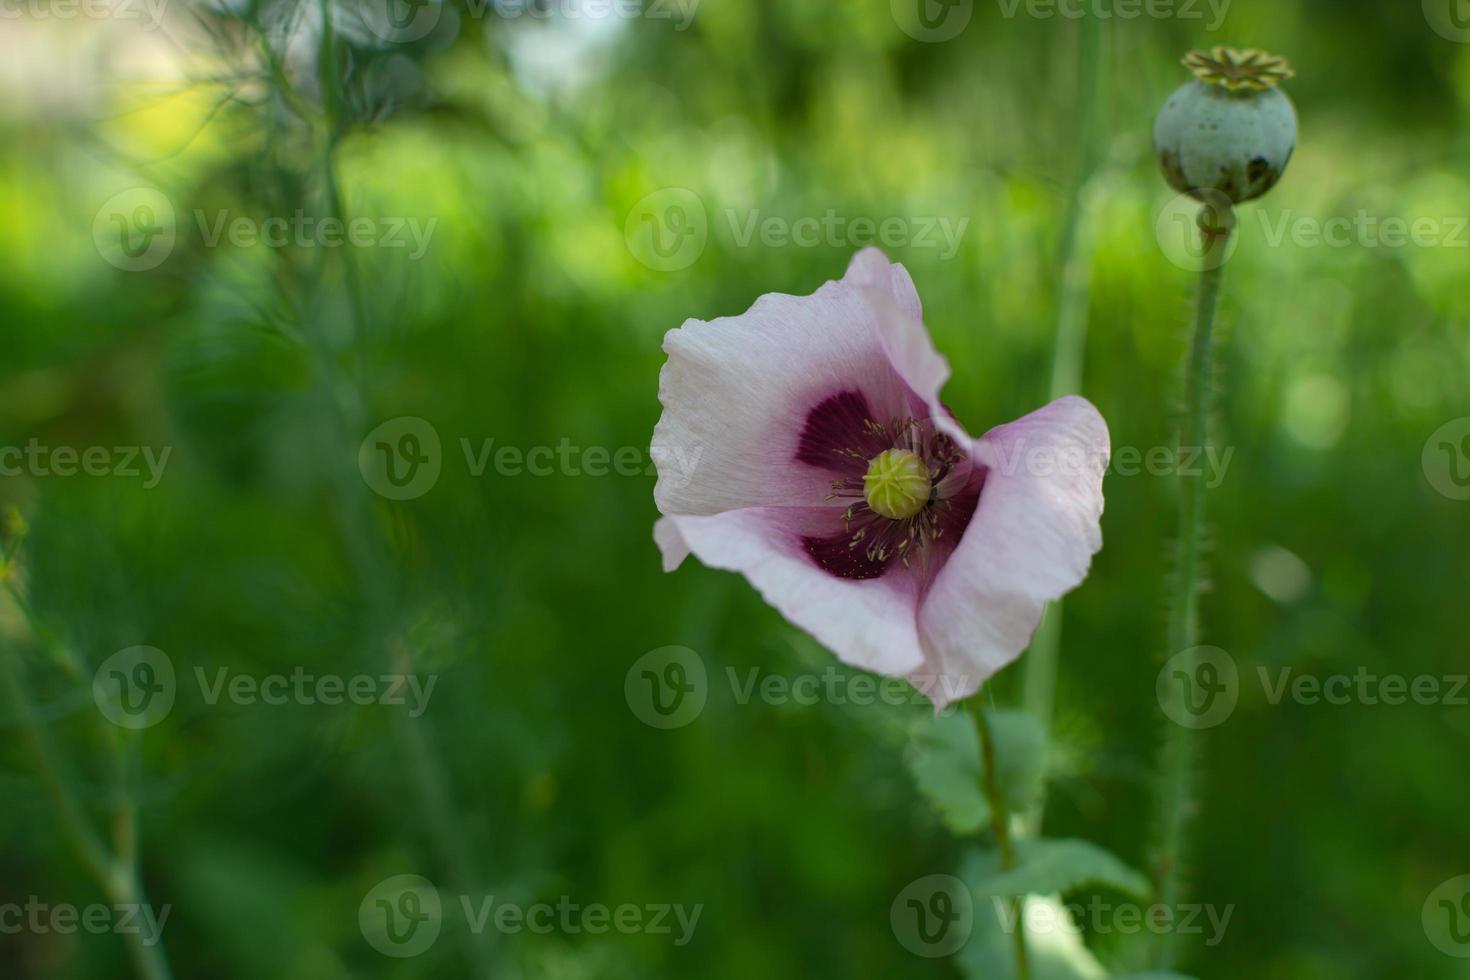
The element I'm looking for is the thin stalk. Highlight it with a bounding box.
[0,648,112,884]
[1020,8,1104,837]
[3,576,85,682]
[1152,204,1233,968]
[300,10,493,976]
[972,697,1029,980]
[0,645,174,980]
[112,869,174,980]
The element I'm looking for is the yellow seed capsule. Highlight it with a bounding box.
[863,449,932,521]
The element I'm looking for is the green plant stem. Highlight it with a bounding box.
[3,578,85,681]
[112,868,174,980]
[0,648,112,883]
[1018,605,1061,836]
[1153,205,1232,968]
[0,645,174,980]
[1020,8,1104,837]
[296,12,495,976]
[972,698,1029,980]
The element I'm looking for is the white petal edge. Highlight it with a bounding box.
[651,248,955,517]
[912,396,1111,711]
[653,507,929,678]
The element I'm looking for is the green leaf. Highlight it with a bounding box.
[957,850,1108,980]
[972,838,1151,901]
[905,709,988,833]
[988,709,1048,813]
[905,708,1047,835]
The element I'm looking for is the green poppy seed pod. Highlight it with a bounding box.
[1155,47,1297,205]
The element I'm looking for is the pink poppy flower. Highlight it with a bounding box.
[651,249,1109,710]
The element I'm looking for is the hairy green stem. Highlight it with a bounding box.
[1153,205,1233,968]
[972,697,1029,980]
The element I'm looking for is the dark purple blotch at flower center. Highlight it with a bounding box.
[795,390,983,581]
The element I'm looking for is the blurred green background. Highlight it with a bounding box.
[1,0,1468,977]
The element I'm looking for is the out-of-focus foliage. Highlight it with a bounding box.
[1,0,1467,977]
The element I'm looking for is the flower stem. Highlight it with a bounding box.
[1152,203,1233,968]
[971,697,1029,980]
